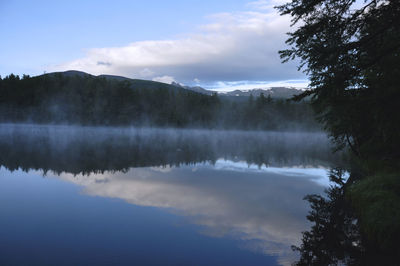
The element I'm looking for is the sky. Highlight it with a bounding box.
[0,0,308,91]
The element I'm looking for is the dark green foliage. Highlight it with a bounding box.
[349,173,400,256]
[277,0,400,161]
[0,73,319,130]
[293,170,363,266]
[294,169,400,266]
[278,0,400,264]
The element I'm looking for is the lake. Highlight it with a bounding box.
[0,124,340,266]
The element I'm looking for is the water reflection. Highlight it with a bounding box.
[293,168,399,266]
[48,161,325,265]
[0,124,341,174]
[0,124,343,265]
[292,169,363,265]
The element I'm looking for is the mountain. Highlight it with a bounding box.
[171,82,215,95]
[46,71,304,99]
[46,71,188,93]
[177,85,304,99]
[1,70,318,129]
[169,81,304,99]
[49,70,89,78]
[221,87,304,99]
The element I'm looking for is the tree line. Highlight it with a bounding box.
[277,0,400,264]
[0,73,319,130]
[0,126,337,175]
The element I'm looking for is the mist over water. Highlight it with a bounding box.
[0,123,340,174]
[0,124,342,265]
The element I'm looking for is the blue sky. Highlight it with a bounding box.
[0,0,308,91]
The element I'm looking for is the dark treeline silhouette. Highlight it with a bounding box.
[278,0,400,163]
[277,0,400,264]
[293,168,398,266]
[0,73,318,130]
[0,124,340,175]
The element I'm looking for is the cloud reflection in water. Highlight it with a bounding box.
[55,160,328,265]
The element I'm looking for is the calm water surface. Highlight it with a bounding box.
[0,124,340,265]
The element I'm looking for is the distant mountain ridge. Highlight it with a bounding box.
[173,82,304,99]
[1,70,318,129]
[171,82,215,95]
[45,70,304,99]
[45,70,186,93]
[219,87,304,99]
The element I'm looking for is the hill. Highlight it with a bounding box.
[46,71,186,92]
[0,71,318,130]
[47,71,304,100]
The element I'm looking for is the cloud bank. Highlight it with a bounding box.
[51,1,304,87]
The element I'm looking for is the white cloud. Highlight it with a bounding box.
[51,1,303,88]
[139,68,154,78]
[152,75,176,84]
[208,79,309,92]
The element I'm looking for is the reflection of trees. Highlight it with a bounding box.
[293,169,362,265]
[293,169,398,265]
[0,125,340,175]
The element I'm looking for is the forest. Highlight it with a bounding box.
[0,72,318,130]
[277,0,400,264]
